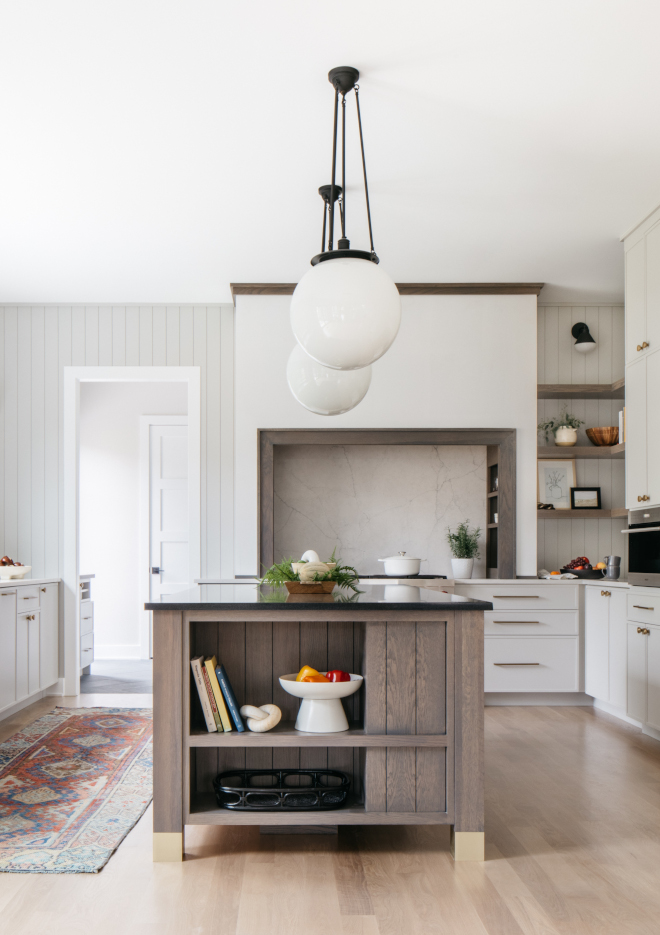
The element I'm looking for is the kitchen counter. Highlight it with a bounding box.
[450,577,629,587]
[149,583,488,863]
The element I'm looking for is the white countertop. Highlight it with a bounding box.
[451,577,629,587]
[0,577,60,587]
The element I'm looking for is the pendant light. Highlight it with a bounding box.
[286,344,371,416]
[290,66,401,372]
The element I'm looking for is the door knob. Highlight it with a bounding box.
[637,342,650,351]
[151,567,161,574]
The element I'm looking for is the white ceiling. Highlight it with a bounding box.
[2,0,659,304]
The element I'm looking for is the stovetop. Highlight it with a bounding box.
[358,574,447,579]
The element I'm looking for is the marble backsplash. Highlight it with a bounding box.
[273,445,487,576]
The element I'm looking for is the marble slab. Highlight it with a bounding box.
[273,444,487,576]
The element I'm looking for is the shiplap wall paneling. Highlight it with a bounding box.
[0,305,232,583]
[537,306,625,384]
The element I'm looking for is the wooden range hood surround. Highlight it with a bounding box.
[259,428,517,578]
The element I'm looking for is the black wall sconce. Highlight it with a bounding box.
[571,322,596,354]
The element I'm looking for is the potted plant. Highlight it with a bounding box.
[538,409,584,447]
[260,549,360,594]
[446,521,481,579]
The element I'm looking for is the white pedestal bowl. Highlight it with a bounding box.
[279,673,363,733]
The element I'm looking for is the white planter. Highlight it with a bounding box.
[554,426,578,447]
[451,558,474,579]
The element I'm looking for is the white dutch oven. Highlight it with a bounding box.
[378,552,424,576]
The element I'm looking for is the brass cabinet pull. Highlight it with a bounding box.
[79,583,84,588]
[493,595,540,599]
[494,662,540,666]
[493,620,540,624]
[41,587,46,592]
[21,596,32,600]
[638,495,651,502]
[601,590,611,597]
[633,605,654,610]
[637,627,651,635]
[1,592,14,596]
[637,342,650,351]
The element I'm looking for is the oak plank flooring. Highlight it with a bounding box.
[3,698,660,933]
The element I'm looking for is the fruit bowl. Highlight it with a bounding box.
[560,566,604,579]
[586,426,619,446]
[0,564,31,580]
[279,673,363,732]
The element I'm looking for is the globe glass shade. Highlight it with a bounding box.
[290,257,401,370]
[574,340,596,354]
[286,344,372,416]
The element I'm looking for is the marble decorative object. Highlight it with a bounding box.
[273,445,487,576]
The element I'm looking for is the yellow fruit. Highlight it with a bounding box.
[595,562,606,570]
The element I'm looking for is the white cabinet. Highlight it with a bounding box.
[0,579,59,719]
[0,591,16,709]
[79,575,95,673]
[647,625,660,730]
[627,622,647,721]
[625,357,647,508]
[626,587,660,729]
[584,586,627,708]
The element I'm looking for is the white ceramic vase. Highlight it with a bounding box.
[451,558,474,579]
[554,426,578,446]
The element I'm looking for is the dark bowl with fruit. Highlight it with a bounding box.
[560,556,605,579]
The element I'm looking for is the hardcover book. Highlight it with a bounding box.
[190,656,217,732]
[204,656,233,732]
[216,664,245,732]
[200,664,223,732]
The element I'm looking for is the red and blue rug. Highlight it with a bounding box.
[0,707,152,873]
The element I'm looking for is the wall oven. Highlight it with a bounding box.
[625,506,660,587]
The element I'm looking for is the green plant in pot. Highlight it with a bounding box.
[260,549,361,595]
[446,521,481,580]
[538,409,584,447]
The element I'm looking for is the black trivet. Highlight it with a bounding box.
[213,768,350,811]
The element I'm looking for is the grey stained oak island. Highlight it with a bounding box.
[146,584,492,862]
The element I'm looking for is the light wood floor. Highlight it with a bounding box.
[2,697,660,934]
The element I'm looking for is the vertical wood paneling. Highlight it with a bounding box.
[0,304,229,592]
[537,305,626,574]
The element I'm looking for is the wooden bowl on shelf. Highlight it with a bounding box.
[285,580,336,594]
[586,426,619,446]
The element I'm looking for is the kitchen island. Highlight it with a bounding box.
[146,584,492,862]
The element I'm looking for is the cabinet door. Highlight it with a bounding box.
[39,584,58,689]
[0,591,16,709]
[646,625,660,730]
[645,222,660,355]
[625,357,647,508]
[626,237,647,364]
[645,350,660,507]
[627,622,647,722]
[608,589,628,710]
[16,614,28,700]
[585,587,610,701]
[28,613,40,695]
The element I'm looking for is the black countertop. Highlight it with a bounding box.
[146,584,493,612]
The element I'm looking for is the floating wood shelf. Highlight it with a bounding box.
[537,379,624,399]
[487,523,498,529]
[537,508,628,519]
[487,491,499,498]
[187,724,448,748]
[537,444,625,460]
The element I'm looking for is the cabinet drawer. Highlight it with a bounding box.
[80,600,93,623]
[80,632,94,652]
[80,614,93,636]
[457,584,578,611]
[627,593,660,625]
[16,587,39,611]
[485,637,579,692]
[484,610,578,636]
[80,648,94,668]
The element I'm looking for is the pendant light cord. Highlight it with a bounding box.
[355,86,375,255]
[340,93,346,239]
[328,89,339,251]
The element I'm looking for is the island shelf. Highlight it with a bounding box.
[149,585,491,863]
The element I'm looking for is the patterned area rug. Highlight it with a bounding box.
[0,707,152,873]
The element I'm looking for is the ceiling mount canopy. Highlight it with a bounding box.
[288,65,401,396]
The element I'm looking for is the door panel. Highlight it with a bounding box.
[39,584,58,689]
[28,614,40,695]
[149,423,189,603]
[645,222,660,354]
[626,238,646,365]
[646,625,660,730]
[585,587,609,701]
[625,358,647,508]
[16,614,28,700]
[627,622,647,722]
[645,350,660,506]
[609,589,628,710]
[0,591,16,709]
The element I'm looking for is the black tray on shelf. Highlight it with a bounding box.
[213,769,350,811]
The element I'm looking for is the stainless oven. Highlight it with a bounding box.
[625,506,660,587]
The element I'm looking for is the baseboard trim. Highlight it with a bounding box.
[45,678,65,696]
[485,692,593,706]
[592,698,642,727]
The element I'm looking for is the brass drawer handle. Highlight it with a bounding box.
[638,495,651,502]
[637,342,650,351]
[493,620,540,624]
[493,595,540,599]
[494,662,540,666]
[1,592,14,596]
[637,627,651,635]
[41,587,46,592]
[633,605,654,610]
[601,590,611,597]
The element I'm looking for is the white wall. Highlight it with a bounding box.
[79,382,187,659]
[0,305,234,582]
[536,305,627,573]
[233,294,538,576]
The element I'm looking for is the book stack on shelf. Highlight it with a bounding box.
[190,656,245,733]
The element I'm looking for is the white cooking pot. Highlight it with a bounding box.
[378,552,425,576]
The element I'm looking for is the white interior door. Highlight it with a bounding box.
[149,422,189,607]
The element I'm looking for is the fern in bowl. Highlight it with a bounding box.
[260,550,361,594]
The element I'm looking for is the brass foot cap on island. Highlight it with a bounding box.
[153,832,183,862]
[450,829,485,862]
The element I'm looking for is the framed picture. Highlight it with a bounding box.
[537,459,576,510]
[571,487,602,509]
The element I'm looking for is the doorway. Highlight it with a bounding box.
[64,367,201,696]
